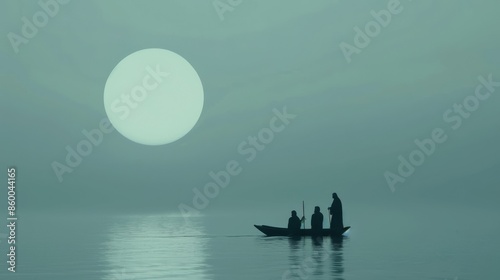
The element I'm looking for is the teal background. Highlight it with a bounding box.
[0,1,499,278]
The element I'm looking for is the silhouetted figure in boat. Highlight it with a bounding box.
[311,206,324,235]
[329,193,344,235]
[288,210,304,235]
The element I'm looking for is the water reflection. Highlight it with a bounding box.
[283,236,346,279]
[330,236,345,280]
[286,237,308,279]
[311,236,324,247]
[287,236,303,268]
[102,215,210,280]
[311,236,325,277]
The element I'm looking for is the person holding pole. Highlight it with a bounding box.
[287,210,304,236]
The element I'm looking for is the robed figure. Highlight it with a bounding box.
[329,193,343,235]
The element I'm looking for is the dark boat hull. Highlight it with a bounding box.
[254,225,350,237]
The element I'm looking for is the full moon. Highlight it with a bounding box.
[103,48,204,145]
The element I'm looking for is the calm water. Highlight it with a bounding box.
[1,209,498,279]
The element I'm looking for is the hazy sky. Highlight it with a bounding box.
[1,0,499,215]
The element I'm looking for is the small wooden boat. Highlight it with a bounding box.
[254,225,350,237]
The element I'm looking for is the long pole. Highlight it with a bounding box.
[328,207,332,225]
[302,201,305,229]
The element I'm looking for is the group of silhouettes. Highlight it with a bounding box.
[287,192,343,235]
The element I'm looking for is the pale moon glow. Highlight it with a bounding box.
[103,48,204,145]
